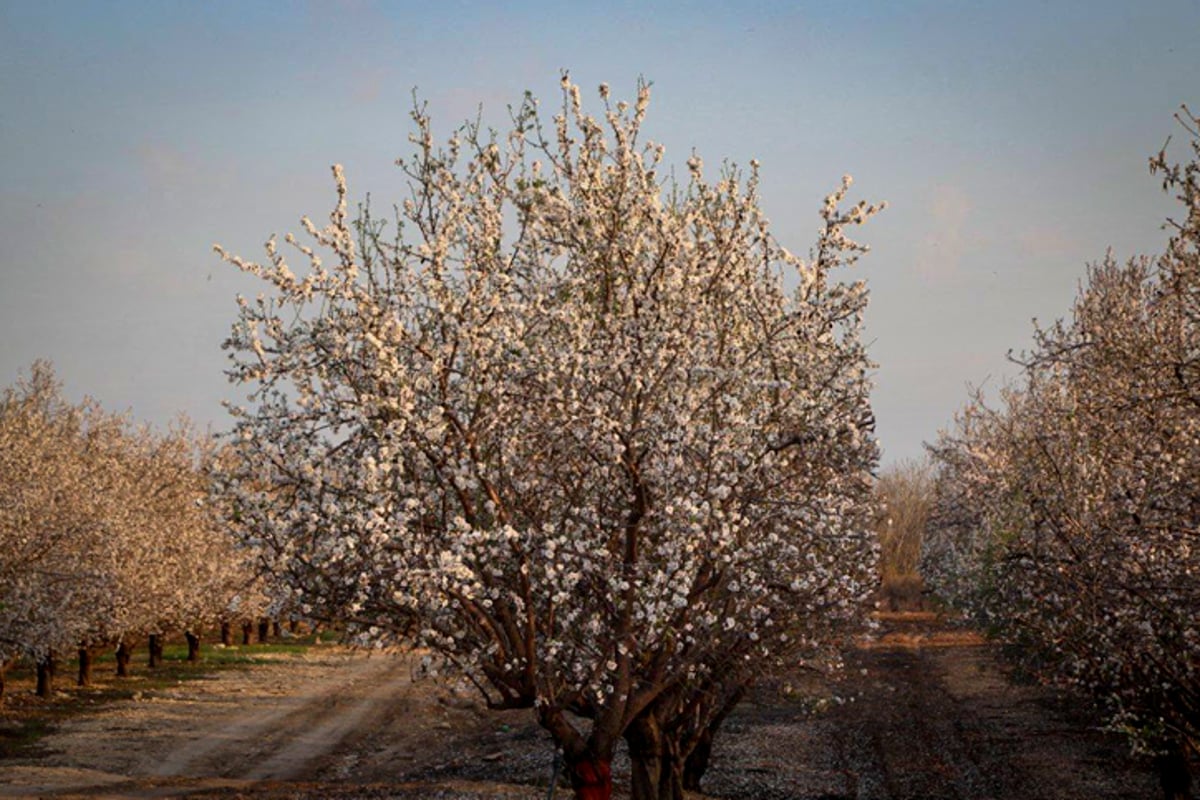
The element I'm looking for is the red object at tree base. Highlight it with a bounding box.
[570,758,612,800]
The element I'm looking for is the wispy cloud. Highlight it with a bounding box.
[1017,225,1076,261]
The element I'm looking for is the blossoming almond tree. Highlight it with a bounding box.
[0,362,116,693]
[0,363,252,695]
[217,76,881,800]
[122,428,254,666]
[924,112,1200,799]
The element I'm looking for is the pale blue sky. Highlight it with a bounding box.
[2,1,1197,464]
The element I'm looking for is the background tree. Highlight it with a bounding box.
[0,363,253,694]
[216,76,882,800]
[873,458,933,610]
[924,110,1200,799]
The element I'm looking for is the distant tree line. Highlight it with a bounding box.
[0,362,270,699]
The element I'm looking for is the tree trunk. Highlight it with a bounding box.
[242,621,253,646]
[627,715,664,800]
[681,682,746,792]
[185,631,200,662]
[220,621,233,647]
[538,705,613,800]
[1156,742,1193,800]
[148,634,164,668]
[77,645,95,686]
[115,639,133,677]
[625,714,683,800]
[272,620,282,638]
[566,756,613,800]
[257,618,269,643]
[682,728,713,791]
[36,653,56,697]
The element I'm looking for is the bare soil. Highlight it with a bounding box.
[0,615,1167,799]
[703,613,1162,799]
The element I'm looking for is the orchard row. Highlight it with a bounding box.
[0,365,278,697]
[3,79,1196,799]
[924,109,1200,792]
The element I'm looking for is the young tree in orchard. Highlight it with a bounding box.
[924,112,1200,799]
[68,419,243,676]
[217,76,882,799]
[121,430,254,665]
[920,393,1021,631]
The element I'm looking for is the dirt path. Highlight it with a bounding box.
[834,645,992,799]
[0,617,1168,799]
[0,649,432,798]
[701,614,1161,800]
[148,651,409,783]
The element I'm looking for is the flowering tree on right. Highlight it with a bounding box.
[924,110,1200,800]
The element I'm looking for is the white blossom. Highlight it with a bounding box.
[215,76,881,783]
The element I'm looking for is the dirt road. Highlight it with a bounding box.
[702,614,1161,800]
[0,616,1166,799]
[0,649,460,798]
[146,652,409,783]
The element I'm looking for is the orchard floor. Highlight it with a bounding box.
[0,613,1165,800]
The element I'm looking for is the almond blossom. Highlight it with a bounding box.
[217,76,882,800]
[924,110,1200,795]
[0,362,253,695]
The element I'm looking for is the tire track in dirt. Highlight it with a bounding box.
[148,652,411,782]
[704,614,1159,800]
[836,645,992,800]
[244,654,412,782]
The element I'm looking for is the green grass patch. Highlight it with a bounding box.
[157,641,312,665]
[0,633,331,758]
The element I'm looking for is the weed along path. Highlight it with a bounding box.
[0,617,1165,799]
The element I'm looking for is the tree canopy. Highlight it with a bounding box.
[216,76,883,799]
[923,109,1200,792]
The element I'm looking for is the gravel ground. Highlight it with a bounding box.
[697,615,1160,800]
[0,614,1170,799]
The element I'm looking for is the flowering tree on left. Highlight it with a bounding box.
[0,362,252,697]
